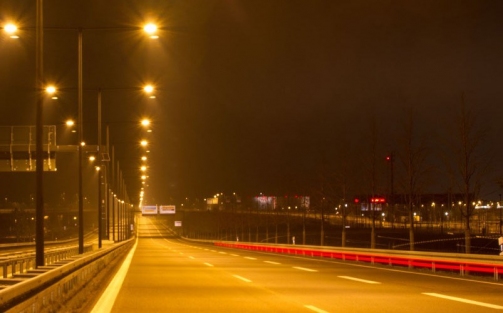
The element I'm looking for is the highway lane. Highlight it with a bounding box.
[94,216,503,312]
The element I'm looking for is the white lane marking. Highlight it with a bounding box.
[244,257,257,260]
[423,293,503,309]
[189,256,195,259]
[210,250,217,252]
[230,254,239,257]
[219,252,227,254]
[293,267,318,272]
[305,304,329,313]
[264,261,281,265]
[338,276,381,284]
[233,275,252,283]
[204,263,214,267]
[91,238,138,313]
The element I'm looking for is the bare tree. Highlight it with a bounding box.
[446,95,490,253]
[360,112,381,249]
[396,106,430,251]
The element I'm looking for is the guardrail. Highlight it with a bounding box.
[0,239,134,312]
[215,241,503,281]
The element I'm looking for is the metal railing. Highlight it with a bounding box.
[215,241,503,281]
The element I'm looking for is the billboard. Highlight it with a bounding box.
[159,205,176,214]
[141,205,158,215]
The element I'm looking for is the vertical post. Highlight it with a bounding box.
[106,126,110,239]
[78,28,84,254]
[386,153,394,228]
[112,147,115,241]
[97,89,102,248]
[500,194,502,235]
[117,162,121,241]
[35,0,45,267]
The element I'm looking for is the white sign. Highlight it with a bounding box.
[160,205,176,215]
[141,205,157,215]
[175,221,182,227]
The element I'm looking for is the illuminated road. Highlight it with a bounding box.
[93,216,503,312]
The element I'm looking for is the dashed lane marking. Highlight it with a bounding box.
[304,305,329,313]
[233,275,252,283]
[338,276,381,284]
[264,261,281,265]
[423,293,503,309]
[293,267,318,272]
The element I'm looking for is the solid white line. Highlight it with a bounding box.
[264,261,281,265]
[91,238,138,313]
[423,293,503,309]
[338,276,381,284]
[219,252,227,254]
[244,257,257,260]
[304,304,329,313]
[230,254,239,257]
[233,275,252,283]
[293,267,318,272]
[204,262,214,267]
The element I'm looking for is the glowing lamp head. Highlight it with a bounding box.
[45,86,57,94]
[143,85,154,94]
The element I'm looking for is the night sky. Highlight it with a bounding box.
[1,1,503,207]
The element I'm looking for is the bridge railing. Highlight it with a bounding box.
[0,239,134,312]
[0,244,93,279]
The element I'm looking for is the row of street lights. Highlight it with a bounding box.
[3,9,160,266]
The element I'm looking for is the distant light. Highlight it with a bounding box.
[140,140,148,147]
[66,120,75,127]
[89,155,96,162]
[141,156,147,161]
[141,119,150,126]
[81,142,86,146]
[95,166,101,171]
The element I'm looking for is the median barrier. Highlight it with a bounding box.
[215,241,503,281]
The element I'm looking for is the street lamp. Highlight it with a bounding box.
[3,23,19,38]
[143,23,158,39]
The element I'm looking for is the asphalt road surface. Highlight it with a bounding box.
[92,216,503,312]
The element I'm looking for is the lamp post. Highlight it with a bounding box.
[35,0,44,267]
